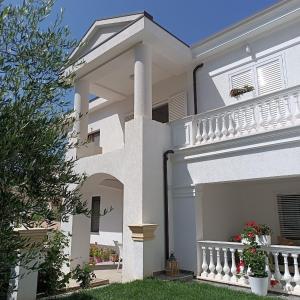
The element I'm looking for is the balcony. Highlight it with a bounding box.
[171,85,300,149]
[197,240,300,296]
[77,141,102,159]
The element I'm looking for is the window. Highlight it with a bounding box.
[124,91,187,123]
[153,104,169,123]
[277,194,300,240]
[230,56,285,99]
[256,59,284,95]
[88,130,100,143]
[231,69,254,90]
[91,196,100,233]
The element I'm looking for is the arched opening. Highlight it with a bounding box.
[67,173,124,284]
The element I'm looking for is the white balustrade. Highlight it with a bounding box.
[197,241,300,296]
[171,86,300,149]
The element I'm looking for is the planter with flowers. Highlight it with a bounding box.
[233,221,272,246]
[242,246,269,296]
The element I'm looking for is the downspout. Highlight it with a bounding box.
[163,149,174,261]
[193,63,204,115]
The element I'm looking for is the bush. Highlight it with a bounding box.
[72,263,96,289]
[242,247,267,278]
[37,230,72,295]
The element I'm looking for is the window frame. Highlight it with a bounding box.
[228,54,287,100]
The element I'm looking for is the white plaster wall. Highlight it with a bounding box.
[195,20,300,113]
[86,73,187,155]
[201,179,300,242]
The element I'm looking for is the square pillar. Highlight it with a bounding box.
[134,43,152,119]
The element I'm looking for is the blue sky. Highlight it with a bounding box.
[54,0,278,46]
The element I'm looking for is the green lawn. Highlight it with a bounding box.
[60,278,279,300]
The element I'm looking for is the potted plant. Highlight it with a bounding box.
[243,246,269,296]
[89,245,98,264]
[230,85,254,98]
[110,249,118,262]
[255,224,271,246]
[240,222,271,246]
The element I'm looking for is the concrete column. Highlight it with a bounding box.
[74,80,89,142]
[134,43,152,119]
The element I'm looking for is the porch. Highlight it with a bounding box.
[195,178,300,296]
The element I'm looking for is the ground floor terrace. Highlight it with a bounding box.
[189,177,300,296]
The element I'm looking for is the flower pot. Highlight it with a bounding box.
[241,238,251,245]
[255,235,271,246]
[249,276,268,296]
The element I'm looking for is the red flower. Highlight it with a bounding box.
[233,234,242,242]
[250,247,256,254]
[270,279,279,287]
[236,261,245,274]
[247,232,255,239]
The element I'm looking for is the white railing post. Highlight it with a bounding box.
[215,115,221,140]
[230,248,238,283]
[208,247,216,279]
[292,254,300,293]
[215,247,223,280]
[282,253,293,292]
[222,248,230,282]
[201,246,208,278]
[228,113,235,138]
[284,95,292,123]
[195,119,202,144]
[208,118,214,142]
[294,91,300,120]
[237,249,247,285]
[273,252,282,282]
[201,119,208,142]
[221,113,228,139]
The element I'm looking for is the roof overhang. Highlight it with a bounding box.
[191,0,300,62]
[65,14,192,80]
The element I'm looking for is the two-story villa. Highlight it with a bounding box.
[61,0,300,295]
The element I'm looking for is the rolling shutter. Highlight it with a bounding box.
[277,194,300,240]
[231,69,253,89]
[257,59,283,96]
[169,91,187,122]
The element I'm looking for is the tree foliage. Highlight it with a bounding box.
[0,0,87,295]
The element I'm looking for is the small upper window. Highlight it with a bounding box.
[88,130,100,143]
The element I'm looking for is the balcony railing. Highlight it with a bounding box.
[197,240,300,296]
[171,85,300,149]
[77,141,102,159]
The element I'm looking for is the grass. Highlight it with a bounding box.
[59,278,279,300]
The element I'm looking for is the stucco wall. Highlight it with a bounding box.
[201,178,300,242]
[195,19,300,113]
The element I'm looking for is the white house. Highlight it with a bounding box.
[61,0,300,295]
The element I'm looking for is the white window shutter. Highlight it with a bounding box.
[231,69,253,89]
[169,91,187,122]
[277,194,300,240]
[257,59,283,95]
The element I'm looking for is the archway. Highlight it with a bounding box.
[62,173,124,283]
